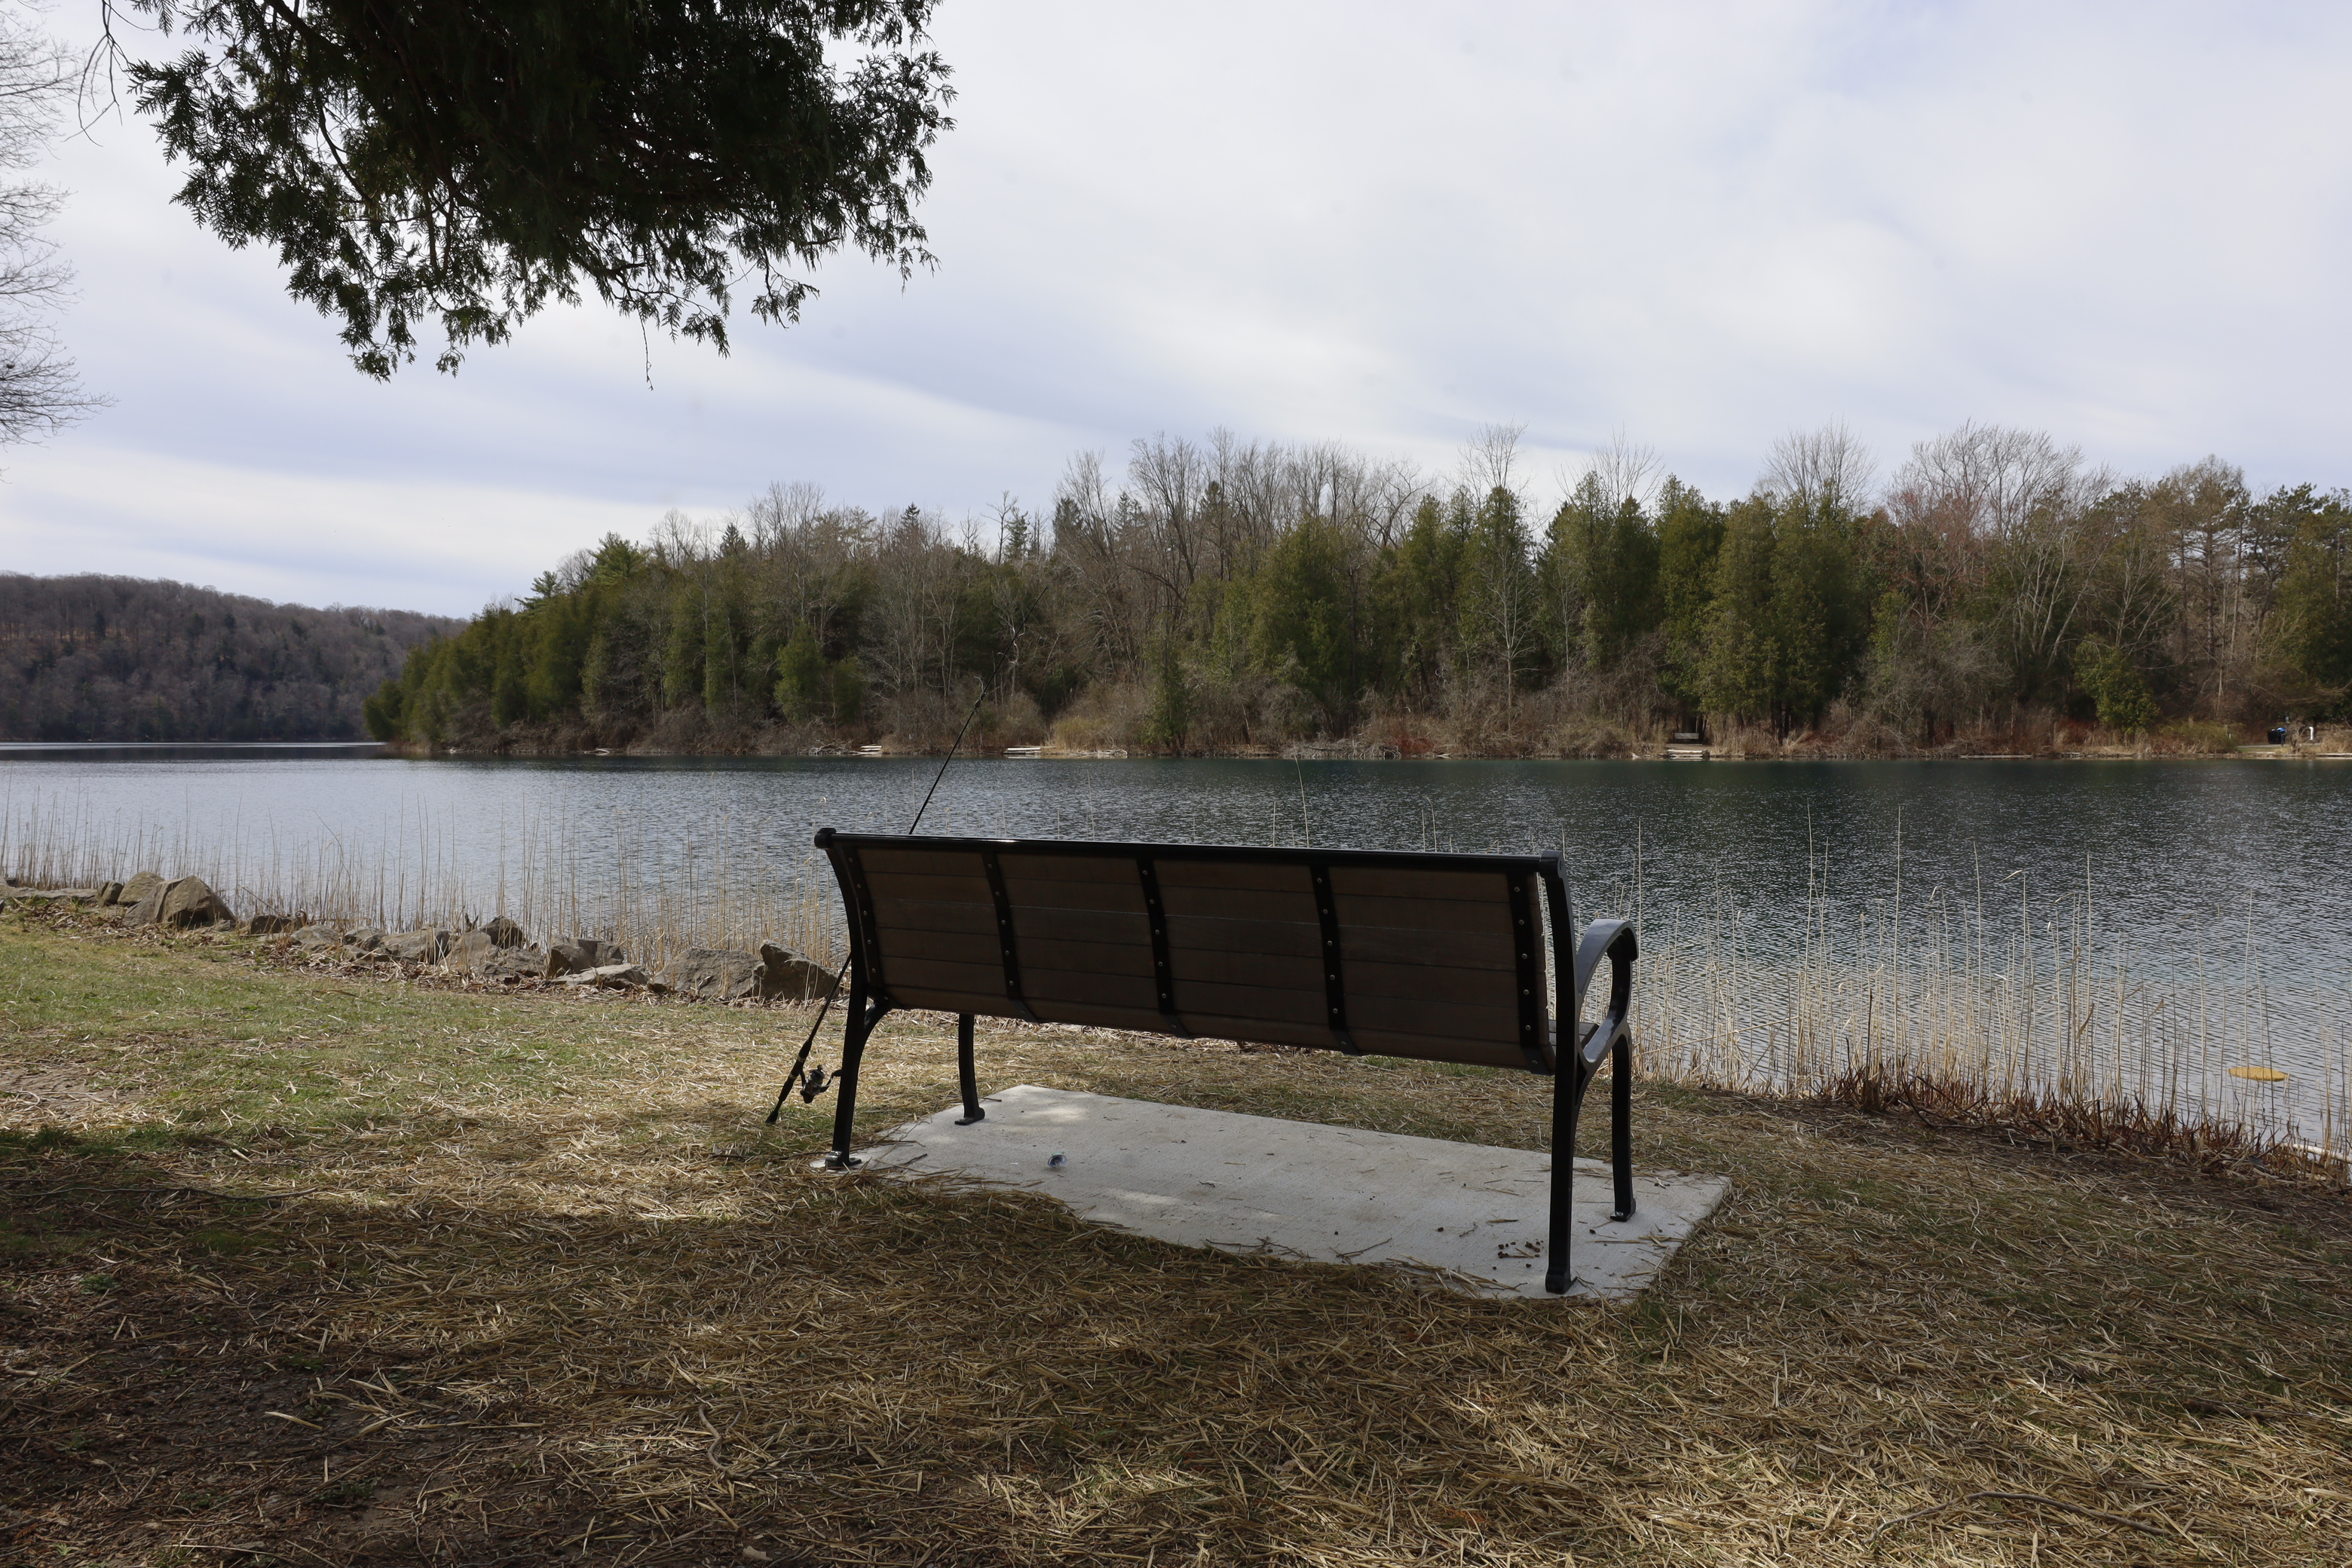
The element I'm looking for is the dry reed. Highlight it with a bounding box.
[0,786,843,971]
[1589,830,2352,1178]
[8,779,2347,1176]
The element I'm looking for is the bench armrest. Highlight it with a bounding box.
[1570,917,1637,1067]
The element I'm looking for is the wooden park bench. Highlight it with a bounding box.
[812,830,1639,1295]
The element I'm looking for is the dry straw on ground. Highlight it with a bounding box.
[2,912,2347,1566]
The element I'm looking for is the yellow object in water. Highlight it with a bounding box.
[2228,1065,2290,1083]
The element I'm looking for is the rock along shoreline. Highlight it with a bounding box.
[0,871,835,1004]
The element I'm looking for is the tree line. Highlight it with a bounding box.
[364,422,2352,756]
[1,574,458,742]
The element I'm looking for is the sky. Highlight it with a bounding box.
[5,0,2352,617]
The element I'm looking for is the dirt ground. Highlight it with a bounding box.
[2,912,2348,1566]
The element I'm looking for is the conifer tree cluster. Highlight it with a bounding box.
[365,426,2352,755]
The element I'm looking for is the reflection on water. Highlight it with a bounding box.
[4,753,2347,1142]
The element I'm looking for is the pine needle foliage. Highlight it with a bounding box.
[119,1,956,375]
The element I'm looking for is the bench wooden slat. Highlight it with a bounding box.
[1008,907,1152,945]
[1162,914,1322,958]
[859,847,993,878]
[1325,865,1516,902]
[869,897,997,936]
[1169,951,1523,1006]
[1014,936,1156,978]
[1340,927,1516,971]
[994,874,1150,914]
[1153,860,1315,893]
[1331,891,1516,935]
[1162,946,1335,992]
[1335,993,1521,1040]
[1345,962,1527,1006]
[890,986,1023,1016]
[874,927,1000,966]
[1158,886,1324,923]
[993,853,1142,885]
[862,868,995,903]
[1018,1000,1183,1033]
[1171,1012,1345,1049]
[1166,978,1334,1027]
[1021,967,1165,1009]
[1160,917,1518,975]
[885,954,1015,996]
[1347,1030,1530,1068]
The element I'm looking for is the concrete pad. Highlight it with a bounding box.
[859,1085,1729,1302]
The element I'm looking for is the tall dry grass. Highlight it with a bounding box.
[7,782,2344,1172]
[0,787,843,972]
[1588,824,2350,1175]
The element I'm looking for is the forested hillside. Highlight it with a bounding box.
[1,575,459,742]
[366,422,2352,757]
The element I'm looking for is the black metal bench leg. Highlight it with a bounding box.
[825,994,874,1171]
[954,1013,985,1125]
[1611,1027,1635,1223]
[1545,1059,1583,1296]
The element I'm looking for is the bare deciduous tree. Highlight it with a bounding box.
[1889,420,2103,540]
[1458,421,1527,506]
[1585,428,1662,512]
[1,11,98,452]
[1762,422,1875,513]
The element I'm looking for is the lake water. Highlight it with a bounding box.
[5,750,2347,1139]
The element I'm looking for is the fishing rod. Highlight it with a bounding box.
[764,672,1000,1126]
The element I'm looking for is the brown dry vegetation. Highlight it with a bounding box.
[3,909,2348,1566]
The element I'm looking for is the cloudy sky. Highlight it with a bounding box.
[5,1,2350,617]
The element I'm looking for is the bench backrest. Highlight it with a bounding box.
[816,831,1575,1071]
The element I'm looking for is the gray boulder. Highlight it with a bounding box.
[486,946,544,978]
[291,925,345,950]
[117,871,166,910]
[375,928,452,963]
[161,877,234,927]
[131,875,235,929]
[345,927,386,953]
[96,880,125,906]
[446,929,496,971]
[660,943,838,1001]
[9,887,101,907]
[547,938,625,977]
[760,942,838,1001]
[243,912,306,936]
[556,962,651,990]
[480,915,527,948]
[663,946,767,1000]
[448,929,544,977]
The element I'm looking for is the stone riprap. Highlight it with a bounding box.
[447,929,544,978]
[127,876,234,929]
[547,939,626,977]
[11,879,827,1006]
[557,963,655,991]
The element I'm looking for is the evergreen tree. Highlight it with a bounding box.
[773,629,828,721]
[2268,485,2352,703]
[1701,497,1780,727]
[1248,516,1355,724]
[1465,486,1539,711]
[661,574,705,710]
[123,1,956,377]
[1655,478,1725,718]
